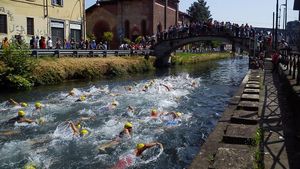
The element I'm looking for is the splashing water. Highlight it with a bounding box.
[0,58,249,169]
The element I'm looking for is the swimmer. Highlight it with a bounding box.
[160,83,171,91]
[164,111,182,120]
[7,110,35,124]
[135,142,163,157]
[150,109,161,119]
[7,98,28,107]
[98,122,133,152]
[68,121,89,137]
[75,95,87,102]
[35,102,43,110]
[124,86,133,91]
[110,100,119,109]
[142,84,149,92]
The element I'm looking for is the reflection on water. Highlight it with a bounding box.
[0,57,248,169]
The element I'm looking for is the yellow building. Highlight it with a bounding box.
[0,0,85,45]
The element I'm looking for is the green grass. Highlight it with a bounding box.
[172,52,231,65]
[253,128,264,169]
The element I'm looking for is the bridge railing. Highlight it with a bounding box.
[280,49,300,85]
[0,49,152,58]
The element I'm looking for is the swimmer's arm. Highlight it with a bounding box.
[69,122,79,135]
[9,98,19,106]
[21,118,35,123]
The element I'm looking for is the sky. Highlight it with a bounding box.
[85,0,299,28]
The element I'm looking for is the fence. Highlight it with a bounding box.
[280,49,300,85]
[0,49,153,58]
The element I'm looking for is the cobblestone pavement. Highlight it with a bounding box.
[263,60,300,169]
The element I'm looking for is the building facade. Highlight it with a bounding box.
[0,0,85,45]
[86,0,180,48]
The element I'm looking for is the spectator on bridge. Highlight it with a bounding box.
[279,39,289,50]
[271,50,280,73]
[47,37,53,49]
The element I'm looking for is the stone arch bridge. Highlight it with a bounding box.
[152,34,255,67]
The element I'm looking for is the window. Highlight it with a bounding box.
[141,20,147,36]
[0,14,7,33]
[27,17,34,35]
[124,20,130,38]
[52,0,63,6]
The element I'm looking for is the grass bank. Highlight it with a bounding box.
[32,56,154,85]
[172,52,231,65]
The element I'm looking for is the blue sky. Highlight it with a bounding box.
[85,0,299,28]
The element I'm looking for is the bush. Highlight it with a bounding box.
[0,37,36,90]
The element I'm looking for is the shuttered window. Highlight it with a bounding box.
[0,14,7,33]
[27,17,34,35]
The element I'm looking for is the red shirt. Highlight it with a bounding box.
[272,52,280,64]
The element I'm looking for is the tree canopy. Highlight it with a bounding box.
[187,0,211,22]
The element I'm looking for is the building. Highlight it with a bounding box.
[0,0,85,45]
[86,0,180,48]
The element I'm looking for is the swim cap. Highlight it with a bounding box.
[136,143,145,150]
[18,110,26,117]
[124,122,133,129]
[76,124,81,129]
[112,100,118,106]
[151,109,157,113]
[80,95,86,101]
[24,163,36,169]
[176,112,182,117]
[21,102,28,107]
[80,129,89,135]
[35,102,42,109]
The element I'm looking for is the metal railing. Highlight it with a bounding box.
[0,49,153,58]
[280,49,300,85]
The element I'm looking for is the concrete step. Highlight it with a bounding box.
[223,124,257,145]
[229,96,240,105]
[243,89,260,94]
[247,81,260,85]
[211,147,254,169]
[231,110,259,125]
[241,94,260,101]
[237,101,259,111]
[245,84,260,89]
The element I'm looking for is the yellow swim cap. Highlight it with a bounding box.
[21,102,28,107]
[80,129,89,135]
[151,109,157,113]
[124,122,133,129]
[80,95,86,101]
[76,124,81,129]
[176,112,182,117]
[35,102,42,109]
[18,110,26,117]
[24,163,36,169]
[136,143,145,150]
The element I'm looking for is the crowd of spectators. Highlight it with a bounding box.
[156,19,256,41]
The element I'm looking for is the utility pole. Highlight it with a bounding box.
[164,0,168,30]
[285,0,287,40]
[275,0,279,50]
[273,12,275,49]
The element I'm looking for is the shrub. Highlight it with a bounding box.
[0,37,36,90]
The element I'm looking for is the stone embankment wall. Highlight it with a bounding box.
[189,69,264,169]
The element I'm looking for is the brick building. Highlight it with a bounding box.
[86,0,180,49]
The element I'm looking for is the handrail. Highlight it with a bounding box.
[0,49,153,58]
[280,49,300,85]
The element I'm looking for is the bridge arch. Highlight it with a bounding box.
[153,35,254,67]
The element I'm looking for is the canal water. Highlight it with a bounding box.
[0,57,249,169]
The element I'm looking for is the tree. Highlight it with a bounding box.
[187,0,211,23]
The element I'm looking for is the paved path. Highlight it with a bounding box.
[263,59,300,169]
